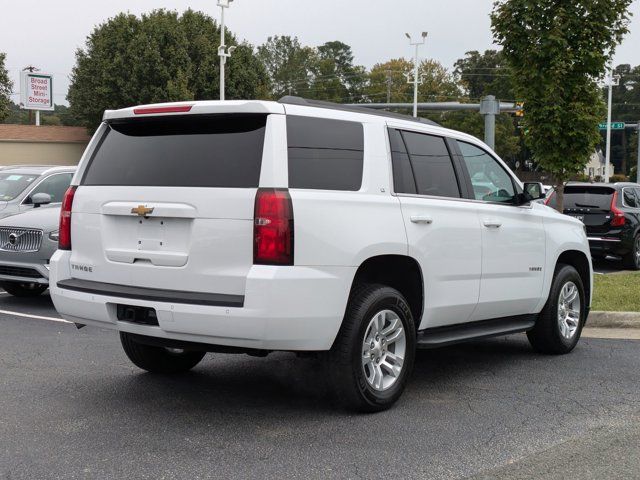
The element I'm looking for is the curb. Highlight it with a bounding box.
[587,311,640,329]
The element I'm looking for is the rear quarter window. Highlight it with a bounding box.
[287,116,364,191]
[82,114,267,188]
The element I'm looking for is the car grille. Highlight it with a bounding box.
[0,227,43,252]
[0,265,42,278]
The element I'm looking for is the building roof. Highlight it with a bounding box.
[0,124,90,144]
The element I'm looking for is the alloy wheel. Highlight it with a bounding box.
[361,310,406,391]
[557,281,581,340]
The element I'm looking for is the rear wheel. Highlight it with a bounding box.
[622,235,640,270]
[120,332,206,373]
[527,264,585,354]
[324,284,416,412]
[0,281,47,297]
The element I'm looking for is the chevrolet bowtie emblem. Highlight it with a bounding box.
[131,205,154,217]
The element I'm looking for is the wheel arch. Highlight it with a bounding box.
[348,254,424,328]
[555,250,592,306]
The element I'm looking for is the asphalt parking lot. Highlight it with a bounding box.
[1,291,639,480]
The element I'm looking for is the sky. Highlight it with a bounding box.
[1,0,640,106]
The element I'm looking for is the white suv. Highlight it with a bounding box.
[50,97,592,411]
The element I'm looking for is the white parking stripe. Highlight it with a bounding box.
[0,309,70,324]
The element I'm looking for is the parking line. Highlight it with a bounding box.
[0,309,70,324]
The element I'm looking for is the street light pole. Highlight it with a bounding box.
[217,0,235,101]
[604,69,620,183]
[405,32,427,118]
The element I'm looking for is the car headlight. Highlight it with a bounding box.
[49,230,59,241]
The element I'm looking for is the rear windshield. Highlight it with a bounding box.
[0,173,38,201]
[82,114,267,188]
[549,186,614,211]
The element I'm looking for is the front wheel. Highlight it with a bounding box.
[527,264,585,354]
[120,333,206,373]
[324,284,416,412]
[0,281,47,297]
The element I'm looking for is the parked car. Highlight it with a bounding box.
[0,205,61,296]
[546,182,640,269]
[49,97,593,412]
[0,165,75,220]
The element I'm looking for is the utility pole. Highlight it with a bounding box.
[604,69,620,183]
[22,65,39,125]
[637,121,640,183]
[385,70,392,104]
[217,0,236,101]
[404,32,427,118]
[480,95,500,151]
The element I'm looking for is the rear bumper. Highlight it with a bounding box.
[587,236,631,257]
[49,250,355,351]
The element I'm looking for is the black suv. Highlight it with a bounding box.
[547,182,640,269]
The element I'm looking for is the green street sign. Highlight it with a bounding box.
[598,122,625,130]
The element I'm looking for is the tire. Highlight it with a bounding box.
[324,283,416,413]
[527,264,585,355]
[0,281,47,297]
[622,235,640,270]
[120,332,206,374]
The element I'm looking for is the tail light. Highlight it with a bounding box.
[58,186,77,250]
[610,191,626,227]
[544,190,555,206]
[253,188,293,265]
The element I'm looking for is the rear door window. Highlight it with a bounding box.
[82,114,267,188]
[287,116,364,191]
[388,129,416,194]
[623,188,638,208]
[398,131,460,198]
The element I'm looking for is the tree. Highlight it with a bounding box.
[257,36,318,98]
[454,49,515,100]
[492,0,633,212]
[0,52,12,123]
[310,41,367,103]
[67,9,269,130]
[366,58,459,104]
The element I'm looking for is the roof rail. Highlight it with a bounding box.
[278,96,440,126]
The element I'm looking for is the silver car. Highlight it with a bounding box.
[0,165,75,219]
[0,205,61,296]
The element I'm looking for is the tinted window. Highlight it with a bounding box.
[27,173,73,203]
[0,174,38,201]
[623,188,638,208]
[83,114,267,187]
[557,187,615,211]
[458,141,516,203]
[401,131,460,198]
[287,116,363,191]
[388,129,416,194]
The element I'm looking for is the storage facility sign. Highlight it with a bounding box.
[20,72,54,111]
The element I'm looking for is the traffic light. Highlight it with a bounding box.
[515,102,525,117]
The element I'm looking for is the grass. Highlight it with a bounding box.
[592,272,640,312]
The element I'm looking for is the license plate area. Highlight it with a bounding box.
[117,304,159,326]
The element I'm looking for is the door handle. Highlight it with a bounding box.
[483,219,502,229]
[410,215,433,225]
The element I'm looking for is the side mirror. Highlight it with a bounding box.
[523,182,545,201]
[31,192,52,208]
